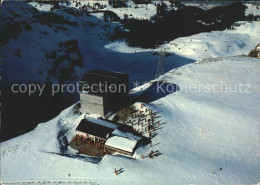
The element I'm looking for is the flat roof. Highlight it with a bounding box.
[87,117,119,129]
[76,119,115,139]
[112,129,141,141]
[79,69,129,94]
[105,136,138,153]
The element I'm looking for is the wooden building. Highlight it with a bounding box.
[79,69,129,116]
[75,117,144,156]
[75,117,117,142]
[104,136,138,156]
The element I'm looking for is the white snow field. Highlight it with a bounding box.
[29,1,260,20]
[163,21,260,61]
[1,56,260,185]
[106,21,260,61]
[30,1,158,20]
[245,3,260,16]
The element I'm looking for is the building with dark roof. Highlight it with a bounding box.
[79,69,129,115]
[76,119,115,142]
[75,117,148,156]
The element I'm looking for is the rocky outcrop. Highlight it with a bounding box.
[248,44,260,59]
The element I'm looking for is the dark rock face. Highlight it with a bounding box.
[249,44,260,59]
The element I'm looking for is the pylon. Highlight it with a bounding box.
[154,45,170,79]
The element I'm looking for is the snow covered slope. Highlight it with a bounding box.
[245,3,260,16]
[107,21,260,62]
[1,1,190,86]
[1,56,259,184]
[29,1,260,20]
[29,1,158,20]
[183,1,232,10]
[163,21,260,61]
[2,1,120,85]
[3,1,260,87]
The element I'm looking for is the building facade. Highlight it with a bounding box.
[75,118,143,156]
[79,69,129,116]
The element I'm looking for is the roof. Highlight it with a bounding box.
[79,69,129,95]
[76,119,115,139]
[105,136,138,153]
[111,129,142,141]
[99,118,134,132]
[87,117,119,129]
